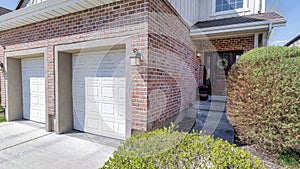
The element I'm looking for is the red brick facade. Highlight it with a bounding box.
[0,0,257,133]
[0,0,150,131]
[0,0,201,132]
[197,36,255,52]
[146,0,200,129]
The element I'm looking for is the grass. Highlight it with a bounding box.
[278,150,300,169]
[0,106,6,123]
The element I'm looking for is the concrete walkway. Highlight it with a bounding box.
[0,121,120,169]
[192,97,234,144]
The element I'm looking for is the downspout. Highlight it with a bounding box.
[267,22,273,39]
[263,22,273,46]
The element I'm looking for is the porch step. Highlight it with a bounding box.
[192,101,226,112]
[192,98,234,144]
[194,111,233,133]
[197,110,228,122]
[210,95,227,102]
[193,113,234,144]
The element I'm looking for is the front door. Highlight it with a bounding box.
[204,51,242,96]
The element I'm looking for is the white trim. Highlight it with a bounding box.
[5,48,45,58]
[261,0,266,13]
[211,0,249,16]
[262,33,268,46]
[0,0,120,32]
[254,33,259,48]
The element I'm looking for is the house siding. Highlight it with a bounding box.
[290,39,300,47]
[169,0,265,25]
[0,0,199,132]
[19,0,47,9]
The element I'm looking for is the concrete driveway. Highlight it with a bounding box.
[0,121,120,169]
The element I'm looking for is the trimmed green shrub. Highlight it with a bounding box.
[101,126,265,169]
[227,46,300,152]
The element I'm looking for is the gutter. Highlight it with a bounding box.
[0,0,69,22]
[190,18,287,37]
[0,0,121,31]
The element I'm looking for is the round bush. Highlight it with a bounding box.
[101,126,265,169]
[227,46,300,152]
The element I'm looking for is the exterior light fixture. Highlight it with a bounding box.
[196,51,202,64]
[130,49,142,66]
[0,62,4,72]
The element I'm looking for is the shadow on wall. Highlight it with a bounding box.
[141,67,181,130]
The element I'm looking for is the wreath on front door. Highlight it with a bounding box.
[217,58,229,69]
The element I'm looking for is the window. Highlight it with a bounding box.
[215,0,244,12]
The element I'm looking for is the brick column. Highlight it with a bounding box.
[46,46,55,131]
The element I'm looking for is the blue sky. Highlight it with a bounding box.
[0,0,298,46]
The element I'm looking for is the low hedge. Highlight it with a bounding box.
[227,46,300,152]
[101,126,265,169]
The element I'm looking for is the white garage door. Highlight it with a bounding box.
[22,57,46,124]
[72,51,126,139]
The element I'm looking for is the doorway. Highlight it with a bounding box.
[203,51,243,96]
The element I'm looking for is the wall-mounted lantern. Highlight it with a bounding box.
[196,51,202,64]
[130,49,142,66]
[0,62,4,72]
[195,51,202,72]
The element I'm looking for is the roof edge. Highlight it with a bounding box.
[191,18,286,34]
[285,34,300,46]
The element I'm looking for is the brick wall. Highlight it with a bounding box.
[0,0,200,132]
[197,36,255,52]
[0,0,150,131]
[146,0,200,130]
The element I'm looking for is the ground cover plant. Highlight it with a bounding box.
[101,125,265,169]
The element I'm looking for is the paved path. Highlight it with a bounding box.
[192,97,234,144]
[0,121,119,169]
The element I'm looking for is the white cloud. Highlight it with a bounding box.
[269,40,288,46]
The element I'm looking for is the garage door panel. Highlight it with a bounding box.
[102,86,114,99]
[73,111,85,131]
[102,121,114,133]
[86,77,101,85]
[86,117,100,130]
[101,102,115,116]
[73,99,85,113]
[101,78,115,85]
[30,109,39,118]
[31,95,39,105]
[73,51,126,139]
[87,102,100,115]
[22,57,45,124]
[101,120,125,138]
[73,83,85,97]
[87,86,100,98]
